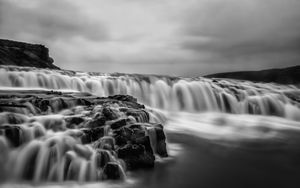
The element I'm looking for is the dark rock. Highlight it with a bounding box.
[147,125,168,157]
[110,118,127,130]
[86,117,106,128]
[134,135,153,154]
[35,99,50,112]
[124,109,149,122]
[117,144,155,170]
[0,39,60,69]
[65,116,85,128]
[81,127,105,144]
[113,127,133,146]
[102,107,119,120]
[94,136,115,150]
[103,162,123,180]
[0,125,23,147]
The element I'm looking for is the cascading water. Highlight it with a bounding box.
[1,66,299,119]
[1,65,300,187]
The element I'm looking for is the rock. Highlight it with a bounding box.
[35,99,50,112]
[102,107,120,120]
[147,125,168,157]
[0,125,23,147]
[110,118,127,130]
[134,135,153,154]
[103,162,124,180]
[0,39,60,69]
[86,116,106,128]
[81,127,105,144]
[113,127,133,146]
[125,109,149,122]
[0,89,169,179]
[0,112,28,125]
[128,123,168,157]
[117,144,155,170]
[65,116,85,128]
[94,136,115,150]
[95,149,112,168]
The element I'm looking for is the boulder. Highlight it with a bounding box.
[117,144,155,170]
[103,162,124,180]
[147,125,168,157]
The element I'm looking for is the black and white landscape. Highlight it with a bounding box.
[1,1,300,188]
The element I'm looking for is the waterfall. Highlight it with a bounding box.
[0,65,300,185]
[1,66,299,119]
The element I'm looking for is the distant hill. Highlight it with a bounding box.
[205,66,300,85]
[0,39,60,69]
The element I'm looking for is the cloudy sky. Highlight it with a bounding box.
[0,0,300,76]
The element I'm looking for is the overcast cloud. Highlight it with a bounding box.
[0,0,300,76]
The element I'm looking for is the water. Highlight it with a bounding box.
[1,65,300,188]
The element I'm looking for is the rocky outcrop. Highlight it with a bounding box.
[0,39,60,69]
[0,90,168,182]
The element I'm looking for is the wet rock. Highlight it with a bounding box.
[102,107,119,120]
[147,125,168,157]
[0,90,169,180]
[125,109,149,122]
[0,125,23,147]
[126,123,168,157]
[117,144,155,170]
[0,112,28,125]
[35,99,50,112]
[94,136,115,150]
[134,135,153,154]
[113,127,133,146]
[103,162,123,180]
[65,116,85,128]
[96,149,112,168]
[81,127,105,144]
[110,118,127,130]
[86,116,106,128]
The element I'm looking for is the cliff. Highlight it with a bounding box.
[206,65,300,85]
[0,39,60,69]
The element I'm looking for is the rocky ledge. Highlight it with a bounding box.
[0,39,60,69]
[0,90,167,181]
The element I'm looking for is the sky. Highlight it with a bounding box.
[0,0,300,77]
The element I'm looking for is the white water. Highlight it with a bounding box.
[1,66,299,119]
[1,66,300,187]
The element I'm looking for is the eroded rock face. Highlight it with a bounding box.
[0,39,60,69]
[0,90,168,182]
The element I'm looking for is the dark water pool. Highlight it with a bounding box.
[129,132,300,188]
